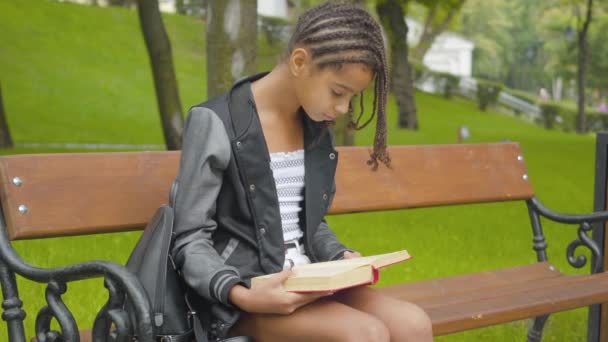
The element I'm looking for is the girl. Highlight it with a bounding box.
[171,2,433,341]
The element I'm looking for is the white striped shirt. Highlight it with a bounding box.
[269,149,305,243]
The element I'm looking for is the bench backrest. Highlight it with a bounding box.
[0,142,533,240]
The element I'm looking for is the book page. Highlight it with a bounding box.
[291,250,410,272]
[251,250,410,284]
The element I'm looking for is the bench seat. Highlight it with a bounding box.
[62,262,608,341]
[380,262,608,335]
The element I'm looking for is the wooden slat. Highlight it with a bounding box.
[422,272,608,335]
[379,262,561,303]
[381,263,608,335]
[329,143,534,214]
[0,152,180,240]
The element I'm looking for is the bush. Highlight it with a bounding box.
[476,79,503,111]
[538,102,563,129]
[503,88,538,105]
[259,16,291,46]
[435,72,460,99]
[585,110,608,131]
[537,102,608,132]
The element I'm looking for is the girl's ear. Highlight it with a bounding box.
[289,47,312,77]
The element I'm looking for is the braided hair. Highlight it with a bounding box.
[287,1,390,169]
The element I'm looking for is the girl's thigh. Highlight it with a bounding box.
[334,286,433,340]
[228,297,390,342]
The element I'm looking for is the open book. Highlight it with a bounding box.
[251,250,412,292]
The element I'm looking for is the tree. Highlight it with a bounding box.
[587,6,608,91]
[458,0,512,80]
[411,0,466,62]
[502,0,546,91]
[377,0,418,129]
[136,0,184,150]
[206,0,258,98]
[0,82,13,148]
[575,0,593,133]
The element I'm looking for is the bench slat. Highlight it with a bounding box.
[0,152,179,240]
[416,272,597,310]
[330,143,534,214]
[379,262,561,303]
[428,273,608,334]
[381,263,608,335]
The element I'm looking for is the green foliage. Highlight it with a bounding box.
[459,0,512,80]
[503,88,538,105]
[587,6,608,88]
[538,101,608,132]
[175,0,206,17]
[475,79,503,111]
[538,101,562,129]
[410,60,427,82]
[587,110,608,131]
[435,71,460,99]
[259,15,291,46]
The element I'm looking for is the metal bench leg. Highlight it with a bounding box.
[527,314,549,342]
[0,259,26,342]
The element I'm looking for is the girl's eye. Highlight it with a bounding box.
[331,89,345,97]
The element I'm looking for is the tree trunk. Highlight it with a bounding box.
[377,0,418,130]
[207,0,257,98]
[136,0,184,150]
[0,82,13,148]
[576,0,593,134]
[412,0,465,62]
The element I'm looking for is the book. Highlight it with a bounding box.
[251,250,412,292]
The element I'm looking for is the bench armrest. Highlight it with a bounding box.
[0,224,153,341]
[527,196,605,274]
[528,196,608,224]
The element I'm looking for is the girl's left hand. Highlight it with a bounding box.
[343,251,362,259]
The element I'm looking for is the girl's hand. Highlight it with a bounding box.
[343,251,362,259]
[229,270,333,315]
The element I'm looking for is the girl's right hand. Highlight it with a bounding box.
[228,270,333,315]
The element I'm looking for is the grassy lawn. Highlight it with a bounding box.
[0,1,599,341]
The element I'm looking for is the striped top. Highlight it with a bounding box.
[269,149,305,243]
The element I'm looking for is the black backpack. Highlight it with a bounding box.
[125,187,206,341]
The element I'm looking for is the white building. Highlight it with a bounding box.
[406,17,474,78]
[54,0,290,17]
[257,0,289,18]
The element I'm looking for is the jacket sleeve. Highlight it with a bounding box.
[310,180,357,261]
[171,107,244,305]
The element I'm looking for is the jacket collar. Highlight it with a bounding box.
[226,72,331,152]
[226,73,338,265]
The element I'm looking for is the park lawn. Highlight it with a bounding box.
[0,1,597,340]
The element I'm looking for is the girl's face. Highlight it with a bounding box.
[291,51,375,122]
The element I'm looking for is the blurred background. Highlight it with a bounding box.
[1,0,606,340]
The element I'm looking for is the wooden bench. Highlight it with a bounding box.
[1,141,608,341]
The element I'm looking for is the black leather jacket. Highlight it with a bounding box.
[171,73,352,339]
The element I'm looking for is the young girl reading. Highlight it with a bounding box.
[171,2,433,341]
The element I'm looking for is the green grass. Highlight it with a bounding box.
[0,1,599,340]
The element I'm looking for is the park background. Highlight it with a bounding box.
[1,0,607,340]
